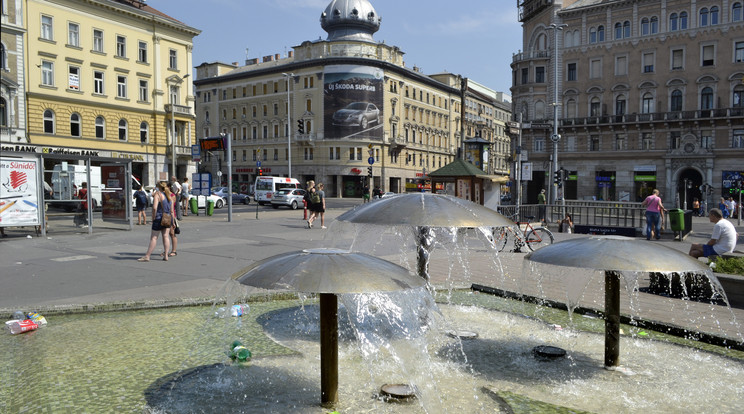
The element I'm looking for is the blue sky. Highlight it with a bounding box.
[160,0,522,94]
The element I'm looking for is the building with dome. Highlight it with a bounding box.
[194,0,512,198]
[511,0,744,206]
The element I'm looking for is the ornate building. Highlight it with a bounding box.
[1,0,27,144]
[511,0,744,206]
[194,0,512,197]
[16,0,199,185]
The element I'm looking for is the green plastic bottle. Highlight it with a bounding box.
[230,341,252,361]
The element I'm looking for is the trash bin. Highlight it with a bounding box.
[207,199,214,216]
[668,209,685,231]
[189,197,198,215]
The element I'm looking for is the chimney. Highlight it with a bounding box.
[275,53,280,60]
[232,62,238,66]
[288,51,294,58]
[262,55,274,62]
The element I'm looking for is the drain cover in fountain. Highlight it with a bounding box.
[380,384,417,400]
[532,345,567,360]
[446,330,479,340]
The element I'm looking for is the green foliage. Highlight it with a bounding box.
[711,256,744,276]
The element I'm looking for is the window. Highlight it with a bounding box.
[567,63,577,81]
[521,68,528,84]
[615,55,627,76]
[118,119,127,140]
[702,45,715,66]
[304,147,313,161]
[116,35,126,57]
[672,49,684,70]
[651,17,658,34]
[68,66,80,90]
[734,85,744,107]
[306,99,312,112]
[329,147,341,160]
[41,15,53,40]
[615,95,626,116]
[94,71,104,94]
[642,52,654,73]
[642,92,654,113]
[139,80,148,102]
[68,23,79,47]
[138,41,147,63]
[590,59,601,78]
[711,6,719,25]
[670,13,679,31]
[641,18,650,36]
[590,97,600,117]
[535,66,545,83]
[734,3,743,22]
[0,44,5,71]
[70,113,81,137]
[590,27,597,43]
[734,130,744,148]
[43,109,55,134]
[169,49,177,69]
[615,134,626,150]
[41,61,54,86]
[642,132,653,150]
[671,131,681,149]
[700,8,709,27]
[534,138,545,152]
[95,116,105,139]
[680,12,688,29]
[701,131,712,149]
[117,76,127,98]
[671,89,683,111]
[590,135,600,151]
[701,87,714,110]
[598,25,605,42]
[614,22,622,39]
[736,42,744,63]
[93,29,103,52]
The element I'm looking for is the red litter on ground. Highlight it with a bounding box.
[6,319,39,334]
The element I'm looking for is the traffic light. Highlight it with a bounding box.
[367,166,373,176]
[297,120,304,134]
[554,170,561,186]
[258,168,263,176]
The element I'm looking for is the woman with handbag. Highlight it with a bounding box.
[165,189,179,257]
[138,181,172,262]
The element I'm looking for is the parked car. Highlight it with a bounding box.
[211,186,250,205]
[188,193,225,209]
[271,188,307,210]
[331,102,380,129]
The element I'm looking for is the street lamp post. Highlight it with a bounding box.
[283,72,294,178]
[171,74,189,178]
[547,23,567,205]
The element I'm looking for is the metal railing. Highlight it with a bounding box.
[497,200,645,229]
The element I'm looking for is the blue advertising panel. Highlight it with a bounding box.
[191,173,212,196]
[722,170,744,196]
[324,65,384,140]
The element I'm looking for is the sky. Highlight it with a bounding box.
[157,0,523,94]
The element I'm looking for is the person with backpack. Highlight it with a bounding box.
[134,185,148,225]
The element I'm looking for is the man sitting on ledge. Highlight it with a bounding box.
[689,208,738,259]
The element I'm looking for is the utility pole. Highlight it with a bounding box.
[547,23,567,205]
[283,73,294,178]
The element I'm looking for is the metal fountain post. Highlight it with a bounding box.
[604,270,621,366]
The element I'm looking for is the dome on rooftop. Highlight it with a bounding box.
[320,0,381,42]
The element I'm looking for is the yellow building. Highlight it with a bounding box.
[20,0,199,185]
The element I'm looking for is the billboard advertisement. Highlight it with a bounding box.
[1,156,41,226]
[324,65,383,140]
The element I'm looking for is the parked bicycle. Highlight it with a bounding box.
[494,214,554,252]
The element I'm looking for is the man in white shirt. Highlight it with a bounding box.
[170,176,182,220]
[689,208,738,259]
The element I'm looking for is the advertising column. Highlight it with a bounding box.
[1,156,42,227]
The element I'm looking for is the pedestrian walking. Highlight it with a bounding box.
[138,181,172,262]
[362,185,370,203]
[181,177,190,217]
[537,189,546,223]
[642,189,666,240]
[166,189,179,257]
[74,182,89,227]
[316,183,327,229]
[304,180,316,228]
[134,185,148,225]
[170,176,182,220]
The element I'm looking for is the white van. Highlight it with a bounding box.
[51,164,102,210]
[254,176,300,205]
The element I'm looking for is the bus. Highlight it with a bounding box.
[253,176,300,205]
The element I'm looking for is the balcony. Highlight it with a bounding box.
[165,104,192,116]
[512,49,550,64]
[559,107,744,127]
[295,133,316,145]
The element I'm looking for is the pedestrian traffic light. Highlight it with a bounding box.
[297,120,304,134]
[554,170,561,186]
[367,166,373,176]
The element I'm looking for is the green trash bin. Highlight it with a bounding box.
[668,208,685,231]
[207,199,215,216]
[189,197,198,215]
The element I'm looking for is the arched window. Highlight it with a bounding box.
[43,109,55,134]
[590,27,597,43]
[650,16,658,33]
[95,116,105,139]
[615,95,626,116]
[670,13,679,31]
[564,30,572,47]
[680,12,688,29]
[140,122,149,142]
[623,21,631,38]
[700,8,709,27]
[671,90,683,111]
[710,6,719,25]
[535,101,545,119]
[70,113,81,137]
[733,85,744,107]
[536,33,547,51]
[205,111,209,123]
[701,87,714,109]
[734,3,743,22]
[615,22,622,39]
[641,17,650,35]
[118,119,128,140]
[590,97,600,116]
[598,25,605,42]
[0,97,7,126]
[642,93,654,113]
[566,98,577,118]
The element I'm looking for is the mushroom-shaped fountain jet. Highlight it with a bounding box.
[235,248,426,407]
[524,235,713,367]
[336,193,513,280]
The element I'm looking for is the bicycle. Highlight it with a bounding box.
[494,214,554,252]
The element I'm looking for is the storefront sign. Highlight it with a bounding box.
[634,175,657,181]
[350,168,362,175]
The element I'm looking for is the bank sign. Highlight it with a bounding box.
[323,65,383,140]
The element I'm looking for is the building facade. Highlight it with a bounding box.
[1,0,27,144]
[194,0,512,197]
[511,0,744,206]
[16,0,199,185]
